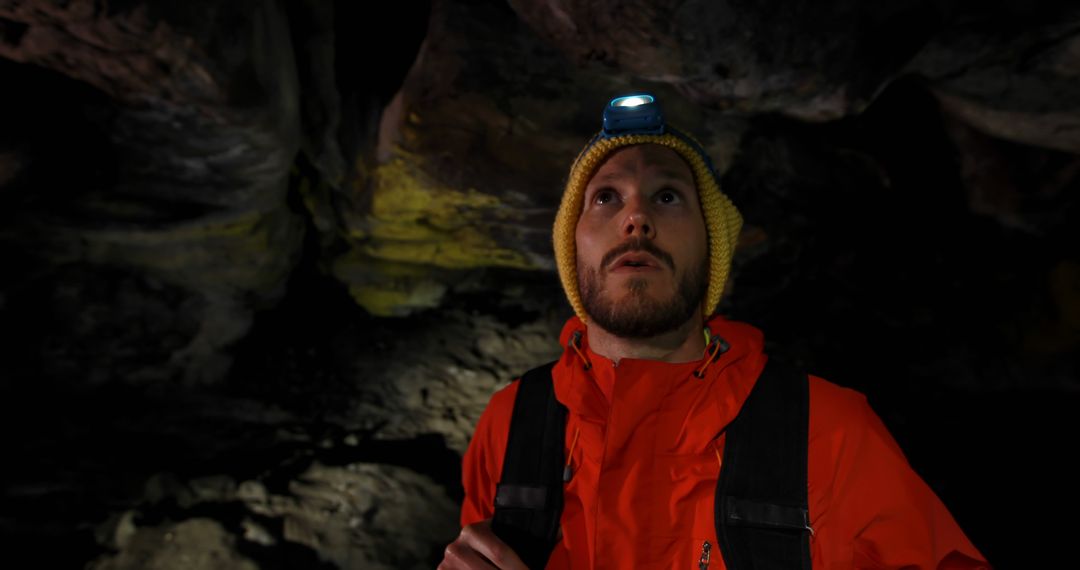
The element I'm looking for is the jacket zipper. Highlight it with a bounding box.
[698,540,711,569]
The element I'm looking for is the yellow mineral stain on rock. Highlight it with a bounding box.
[332,251,450,316]
[346,283,448,317]
[354,153,533,270]
[334,151,537,315]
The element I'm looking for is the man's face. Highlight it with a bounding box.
[575,144,709,338]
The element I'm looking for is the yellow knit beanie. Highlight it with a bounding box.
[553,96,743,323]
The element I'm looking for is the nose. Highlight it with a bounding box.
[621,196,655,239]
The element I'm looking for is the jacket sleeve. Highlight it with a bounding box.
[460,380,519,528]
[822,387,991,569]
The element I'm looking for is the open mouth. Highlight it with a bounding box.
[611,253,662,271]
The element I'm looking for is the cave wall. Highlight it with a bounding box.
[1,0,1078,567]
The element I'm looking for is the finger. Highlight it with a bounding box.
[441,537,499,570]
[459,521,529,570]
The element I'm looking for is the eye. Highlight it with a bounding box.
[593,189,617,205]
[655,188,682,204]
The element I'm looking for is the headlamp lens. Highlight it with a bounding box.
[610,95,655,108]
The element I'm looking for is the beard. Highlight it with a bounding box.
[578,242,708,339]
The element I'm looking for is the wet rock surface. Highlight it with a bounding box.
[85,462,458,570]
[0,261,567,568]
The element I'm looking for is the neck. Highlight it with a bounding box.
[586,312,707,365]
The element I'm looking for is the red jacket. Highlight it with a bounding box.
[461,314,990,569]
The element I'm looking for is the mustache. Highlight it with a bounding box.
[601,237,675,271]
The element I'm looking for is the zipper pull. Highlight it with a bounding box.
[698,540,711,570]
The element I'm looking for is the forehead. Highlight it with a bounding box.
[587,143,696,187]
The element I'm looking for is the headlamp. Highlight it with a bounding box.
[592,92,719,177]
[601,93,664,139]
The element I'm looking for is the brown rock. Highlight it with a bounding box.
[507,0,939,119]
[89,518,260,570]
[910,5,1080,153]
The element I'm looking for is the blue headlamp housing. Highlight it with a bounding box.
[579,92,720,178]
[601,93,664,139]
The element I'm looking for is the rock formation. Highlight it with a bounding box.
[1,0,1077,567]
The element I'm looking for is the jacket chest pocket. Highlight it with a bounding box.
[652,452,722,568]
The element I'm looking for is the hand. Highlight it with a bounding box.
[438,519,529,569]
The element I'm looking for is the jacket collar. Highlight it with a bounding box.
[551,314,769,449]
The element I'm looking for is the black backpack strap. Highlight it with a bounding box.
[716,356,812,570]
[491,361,565,570]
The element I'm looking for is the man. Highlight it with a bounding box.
[440,94,989,569]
